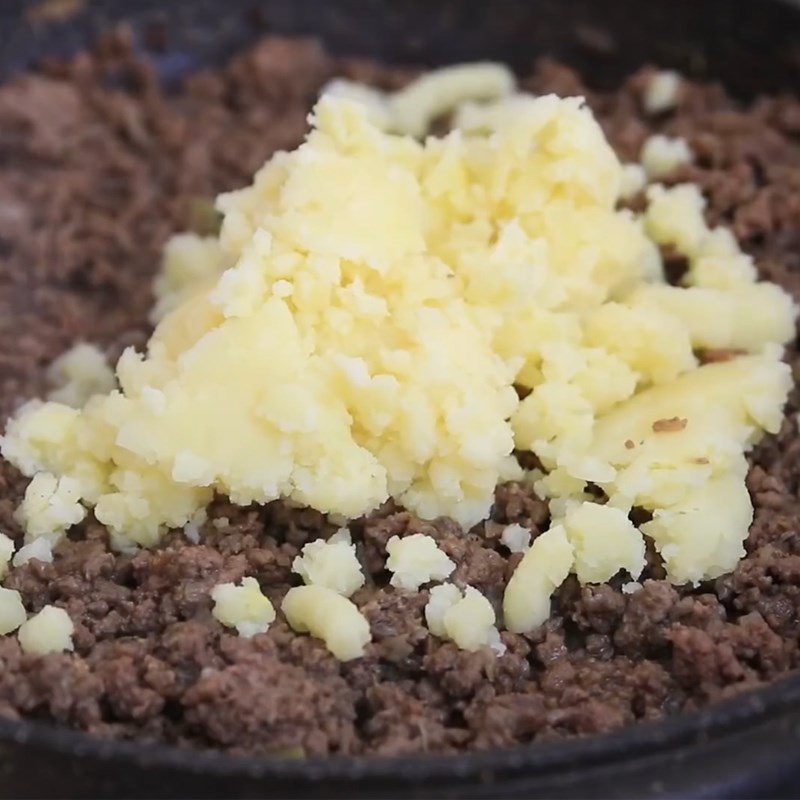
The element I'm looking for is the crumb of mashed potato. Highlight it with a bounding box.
[17,605,74,655]
[619,163,648,201]
[643,70,682,114]
[292,529,364,597]
[385,533,456,590]
[560,501,645,584]
[46,343,116,408]
[182,508,206,545]
[641,474,753,584]
[504,524,574,633]
[641,134,693,179]
[0,533,14,578]
[424,583,499,652]
[211,576,276,637]
[0,588,26,636]
[282,584,371,660]
[14,472,85,543]
[12,536,53,567]
[500,523,531,553]
[645,183,707,254]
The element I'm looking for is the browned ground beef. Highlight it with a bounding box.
[0,31,799,758]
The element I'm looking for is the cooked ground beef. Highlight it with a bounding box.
[0,31,799,758]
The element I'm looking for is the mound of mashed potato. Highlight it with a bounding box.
[2,66,795,610]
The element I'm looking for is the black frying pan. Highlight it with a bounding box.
[2,1,800,797]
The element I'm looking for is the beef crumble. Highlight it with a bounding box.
[0,33,799,757]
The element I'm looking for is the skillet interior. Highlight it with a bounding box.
[2,1,800,797]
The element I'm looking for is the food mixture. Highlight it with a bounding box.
[0,31,799,756]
